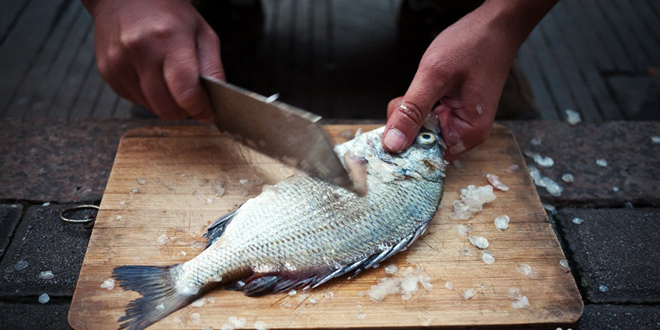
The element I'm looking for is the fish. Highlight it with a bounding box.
[112,126,447,330]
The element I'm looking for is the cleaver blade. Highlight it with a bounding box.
[201,76,359,194]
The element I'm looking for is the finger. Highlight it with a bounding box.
[439,92,489,128]
[386,96,405,119]
[191,23,225,123]
[438,108,492,162]
[113,67,154,111]
[96,43,151,109]
[137,63,188,120]
[382,70,452,153]
[196,23,225,82]
[162,35,215,121]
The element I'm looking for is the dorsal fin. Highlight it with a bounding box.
[202,207,240,247]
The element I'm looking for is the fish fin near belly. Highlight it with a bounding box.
[313,221,429,288]
[232,272,318,297]
[203,207,240,247]
[235,222,430,297]
[113,265,196,330]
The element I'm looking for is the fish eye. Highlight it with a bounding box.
[416,132,437,148]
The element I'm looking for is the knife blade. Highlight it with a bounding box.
[201,76,359,194]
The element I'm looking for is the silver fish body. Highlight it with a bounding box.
[113,126,446,330]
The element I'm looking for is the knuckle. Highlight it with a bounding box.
[395,101,425,127]
[119,32,142,52]
[105,46,125,67]
[120,24,177,52]
[173,88,201,110]
[149,22,177,40]
[96,58,110,78]
[201,26,220,45]
[418,58,450,79]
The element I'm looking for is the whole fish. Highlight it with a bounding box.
[113,126,447,330]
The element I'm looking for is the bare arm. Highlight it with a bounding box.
[382,0,558,161]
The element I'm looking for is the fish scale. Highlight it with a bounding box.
[112,126,446,330]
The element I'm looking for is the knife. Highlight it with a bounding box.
[201,76,360,194]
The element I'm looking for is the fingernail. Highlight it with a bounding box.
[384,128,407,152]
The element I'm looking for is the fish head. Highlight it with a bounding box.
[336,126,447,184]
[385,129,447,182]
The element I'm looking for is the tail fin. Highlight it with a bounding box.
[113,265,195,330]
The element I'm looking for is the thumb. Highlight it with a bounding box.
[382,72,449,153]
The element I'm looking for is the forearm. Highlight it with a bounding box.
[476,0,558,53]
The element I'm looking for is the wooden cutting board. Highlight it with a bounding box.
[69,124,582,330]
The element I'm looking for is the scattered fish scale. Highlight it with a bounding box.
[468,236,489,249]
[368,266,433,302]
[38,293,50,304]
[524,151,554,167]
[100,278,115,290]
[515,264,539,279]
[507,287,530,309]
[461,289,476,300]
[451,185,497,220]
[528,166,563,197]
[486,174,509,191]
[39,270,54,280]
[481,251,495,264]
[494,215,510,230]
[565,109,581,125]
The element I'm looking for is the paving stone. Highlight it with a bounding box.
[0,204,94,297]
[501,121,660,208]
[0,118,199,202]
[557,208,660,304]
[578,304,660,330]
[0,301,71,330]
[0,204,23,258]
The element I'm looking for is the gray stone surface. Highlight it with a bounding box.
[0,118,198,202]
[578,304,660,330]
[501,121,660,208]
[0,204,93,296]
[0,301,71,330]
[0,204,23,258]
[557,208,660,304]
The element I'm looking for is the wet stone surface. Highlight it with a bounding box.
[0,204,23,259]
[577,305,660,330]
[0,204,94,296]
[0,301,71,330]
[0,118,199,202]
[501,121,660,208]
[556,208,660,304]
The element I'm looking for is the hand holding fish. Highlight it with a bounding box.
[382,0,557,161]
[81,0,224,121]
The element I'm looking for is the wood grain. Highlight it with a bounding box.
[69,124,582,329]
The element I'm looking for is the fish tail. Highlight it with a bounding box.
[113,265,193,330]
